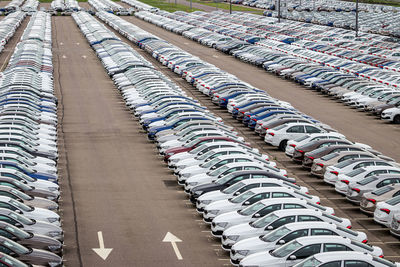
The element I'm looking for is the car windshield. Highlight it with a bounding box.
[8,212,33,225]
[272,124,287,131]
[200,157,221,168]
[231,191,255,203]
[347,168,366,177]
[10,189,31,201]
[9,199,32,212]
[261,226,291,242]
[2,254,28,267]
[294,256,322,267]
[250,213,279,228]
[372,185,393,196]
[2,239,30,254]
[222,182,246,194]
[238,202,266,216]
[5,225,31,239]
[271,240,303,258]
[209,166,229,176]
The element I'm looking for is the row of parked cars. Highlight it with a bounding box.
[121,0,160,13]
[0,11,63,267]
[0,12,26,53]
[229,0,400,37]
[22,0,39,14]
[88,0,132,16]
[50,0,81,12]
[3,0,25,13]
[133,10,400,124]
[91,10,400,266]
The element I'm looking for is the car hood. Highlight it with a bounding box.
[239,251,281,266]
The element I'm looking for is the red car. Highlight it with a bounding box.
[163,136,249,161]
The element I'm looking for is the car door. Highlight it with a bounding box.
[287,244,321,266]
[319,261,342,267]
[323,243,352,252]
[305,126,322,134]
[286,125,305,139]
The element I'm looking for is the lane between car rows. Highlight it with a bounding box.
[96,15,400,262]
[53,16,229,266]
[120,15,400,163]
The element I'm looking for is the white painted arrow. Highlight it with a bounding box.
[92,231,113,260]
[163,232,183,260]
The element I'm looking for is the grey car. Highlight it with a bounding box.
[0,177,59,201]
[0,186,58,211]
[0,235,62,266]
[347,174,400,204]
[0,252,30,267]
[360,184,400,215]
[0,221,62,254]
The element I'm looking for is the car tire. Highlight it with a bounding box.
[394,115,400,124]
[279,140,288,151]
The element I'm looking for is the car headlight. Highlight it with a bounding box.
[188,182,198,186]
[167,152,174,156]
[228,235,240,241]
[182,173,191,178]
[48,218,59,223]
[48,231,62,237]
[48,187,59,192]
[383,112,392,115]
[200,199,211,205]
[237,250,250,256]
[208,209,219,215]
[216,222,228,228]
[49,261,62,267]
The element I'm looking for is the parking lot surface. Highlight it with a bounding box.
[52,16,228,266]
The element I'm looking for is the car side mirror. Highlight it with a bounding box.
[278,239,285,245]
[267,226,273,230]
[289,255,296,260]
[234,191,240,196]
[228,198,233,201]
[253,213,261,218]
[244,201,250,205]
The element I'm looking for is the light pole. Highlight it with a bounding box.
[355,0,359,37]
[278,0,281,22]
[190,0,192,10]
[230,0,232,14]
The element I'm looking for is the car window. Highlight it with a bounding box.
[366,170,388,177]
[375,162,391,166]
[287,126,305,133]
[320,261,342,267]
[272,192,294,198]
[311,229,338,236]
[292,244,321,260]
[323,243,351,252]
[0,245,12,255]
[268,216,296,229]
[305,126,321,133]
[225,174,251,186]
[298,215,323,222]
[377,179,399,188]
[393,190,400,197]
[283,204,305,209]
[389,170,400,174]
[355,162,375,169]
[0,229,13,239]
[344,260,374,267]
[246,193,270,205]
[237,184,259,194]
[257,204,282,217]
[261,183,280,187]
[281,229,309,242]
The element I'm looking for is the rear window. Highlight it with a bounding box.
[335,160,355,169]
[347,168,365,177]
[373,257,397,267]
[337,226,357,236]
[357,176,378,185]
[273,124,286,131]
[320,153,338,161]
[322,213,343,222]
[386,195,400,206]
[372,186,393,196]
[351,240,373,252]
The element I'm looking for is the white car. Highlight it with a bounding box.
[197,178,308,212]
[381,106,400,124]
[184,162,286,192]
[390,212,400,238]
[265,122,326,150]
[203,187,319,223]
[285,132,346,157]
[239,236,383,267]
[335,166,400,194]
[374,195,400,227]
[293,251,396,267]
[211,198,333,237]
[221,209,351,250]
[230,221,368,264]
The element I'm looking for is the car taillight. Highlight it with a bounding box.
[216,95,219,98]
[241,111,245,114]
[263,127,269,130]
[330,171,339,176]
[352,188,360,193]
[222,98,226,101]
[341,180,349,185]
[252,118,257,121]
[308,156,314,160]
[268,132,275,136]
[367,198,376,204]
[305,192,309,194]
[347,225,352,229]
[380,208,390,214]
[247,115,251,117]
[290,144,296,148]
[362,239,368,244]
[379,255,384,258]
[316,163,324,167]
[232,104,235,106]
[297,150,304,153]
[316,202,321,205]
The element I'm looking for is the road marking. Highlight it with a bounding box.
[76,42,80,45]
[60,42,63,45]
[92,231,113,260]
[184,42,189,45]
[82,55,87,59]
[163,232,183,260]
[62,55,67,59]
[212,55,219,58]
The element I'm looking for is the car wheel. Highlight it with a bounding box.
[279,140,288,151]
[394,115,400,124]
